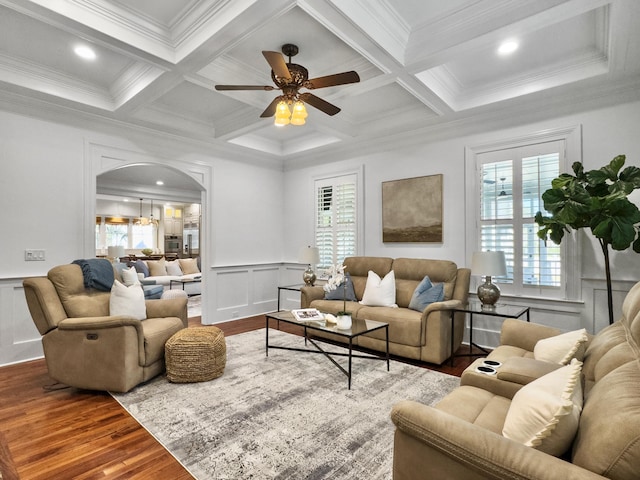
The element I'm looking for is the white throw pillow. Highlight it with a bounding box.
[121,266,141,286]
[109,280,146,320]
[166,260,183,276]
[534,328,588,364]
[502,359,583,456]
[359,270,397,307]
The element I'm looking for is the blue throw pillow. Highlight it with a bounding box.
[133,259,150,277]
[409,276,444,312]
[324,273,358,301]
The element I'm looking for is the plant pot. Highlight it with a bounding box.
[336,314,352,330]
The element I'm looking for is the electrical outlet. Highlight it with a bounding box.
[232,311,239,318]
[25,249,45,261]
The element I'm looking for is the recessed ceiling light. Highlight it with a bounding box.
[74,45,96,61]
[156,180,164,186]
[498,40,519,56]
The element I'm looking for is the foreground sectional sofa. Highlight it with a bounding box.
[301,256,471,365]
[390,281,640,480]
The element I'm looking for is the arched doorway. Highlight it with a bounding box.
[87,143,212,322]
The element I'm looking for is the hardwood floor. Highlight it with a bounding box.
[0,316,480,479]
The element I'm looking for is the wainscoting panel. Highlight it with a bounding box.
[465,278,636,350]
[581,278,635,333]
[215,269,250,311]
[0,280,43,366]
[205,263,307,324]
[252,267,280,306]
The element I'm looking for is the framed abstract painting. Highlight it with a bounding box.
[382,174,443,242]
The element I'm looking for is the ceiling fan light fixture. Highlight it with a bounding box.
[290,101,308,126]
[274,100,291,126]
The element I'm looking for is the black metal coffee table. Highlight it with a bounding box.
[265,310,389,389]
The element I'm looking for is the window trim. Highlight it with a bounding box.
[312,165,364,270]
[464,125,582,301]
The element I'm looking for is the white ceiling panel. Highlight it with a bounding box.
[0,0,638,171]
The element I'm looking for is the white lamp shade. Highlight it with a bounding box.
[108,245,125,258]
[471,251,507,276]
[299,246,320,265]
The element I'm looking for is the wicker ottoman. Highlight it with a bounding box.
[165,327,226,383]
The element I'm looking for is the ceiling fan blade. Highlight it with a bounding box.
[262,51,291,80]
[215,85,274,91]
[305,71,360,89]
[260,96,282,118]
[299,93,340,116]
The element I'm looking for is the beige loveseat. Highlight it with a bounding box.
[390,281,640,480]
[301,257,471,364]
[23,263,187,393]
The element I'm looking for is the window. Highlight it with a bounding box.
[104,217,129,248]
[315,173,358,270]
[96,216,157,252]
[131,223,156,249]
[471,133,580,300]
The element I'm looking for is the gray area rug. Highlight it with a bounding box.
[112,328,460,479]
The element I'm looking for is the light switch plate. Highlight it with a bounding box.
[25,249,45,261]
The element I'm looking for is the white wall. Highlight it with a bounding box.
[283,100,640,345]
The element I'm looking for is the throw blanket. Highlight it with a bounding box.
[72,258,114,292]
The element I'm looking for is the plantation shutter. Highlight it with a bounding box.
[477,140,563,295]
[315,174,357,270]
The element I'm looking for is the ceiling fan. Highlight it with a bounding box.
[214,43,360,122]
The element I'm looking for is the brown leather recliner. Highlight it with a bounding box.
[23,263,187,393]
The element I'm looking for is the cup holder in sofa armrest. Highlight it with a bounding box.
[496,357,561,385]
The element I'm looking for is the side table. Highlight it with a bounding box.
[277,283,306,311]
[450,302,530,366]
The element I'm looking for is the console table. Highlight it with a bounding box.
[450,302,530,366]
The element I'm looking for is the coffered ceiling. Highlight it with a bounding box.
[1,0,639,168]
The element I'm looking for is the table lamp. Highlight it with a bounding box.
[107,245,125,263]
[299,246,320,286]
[471,251,507,309]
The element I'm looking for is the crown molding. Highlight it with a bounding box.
[24,0,176,61]
[110,63,167,108]
[0,53,113,109]
[323,0,408,63]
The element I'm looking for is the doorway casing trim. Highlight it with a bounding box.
[85,139,212,322]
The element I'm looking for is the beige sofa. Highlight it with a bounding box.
[390,281,640,480]
[23,263,187,393]
[301,257,471,364]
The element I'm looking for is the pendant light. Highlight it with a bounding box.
[149,199,159,226]
[134,198,149,226]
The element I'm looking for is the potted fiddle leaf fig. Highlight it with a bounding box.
[535,155,640,324]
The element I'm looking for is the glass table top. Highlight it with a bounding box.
[266,310,387,337]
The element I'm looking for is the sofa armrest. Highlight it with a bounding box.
[423,299,463,314]
[57,315,143,331]
[56,316,146,367]
[391,400,607,480]
[461,357,562,399]
[146,297,188,327]
[497,357,561,385]
[500,318,562,351]
[300,286,325,308]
